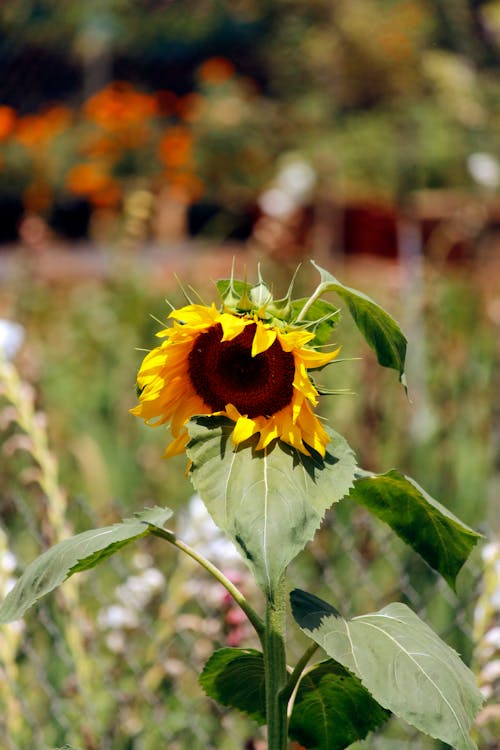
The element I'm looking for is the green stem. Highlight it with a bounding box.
[283,642,319,704]
[295,282,326,322]
[151,527,265,644]
[264,578,289,750]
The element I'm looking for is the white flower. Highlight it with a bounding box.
[97,604,139,630]
[132,552,153,570]
[480,659,500,684]
[177,494,242,568]
[467,152,500,189]
[482,541,500,565]
[106,630,126,653]
[141,567,165,592]
[0,320,24,361]
[484,626,500,650]
[0,550,17,574]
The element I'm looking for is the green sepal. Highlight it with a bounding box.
[216,278,253,312]
[291,297,341,346]
[289,659,390,750]
[199,647,266,725]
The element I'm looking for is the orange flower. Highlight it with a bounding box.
[158,126,193,168]
[66,162,121,208]
[198,56,235,84]
[164,171,204,202]
[83,82,157,131]
[0,106,16,141]
[15,105,72,149]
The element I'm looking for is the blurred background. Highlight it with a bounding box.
[0,1,499,749]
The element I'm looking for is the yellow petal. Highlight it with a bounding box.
[232,415,258,445]
[169,303,218,328]
[252,323,277,356]
[164,430,190,457]
[298,346,341,369]
[277,328,314,351]
[218,313,250,341]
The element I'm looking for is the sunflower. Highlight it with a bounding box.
[131,296,339,458]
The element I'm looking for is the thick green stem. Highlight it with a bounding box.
[264,578,289,750]
[151,527,265,643]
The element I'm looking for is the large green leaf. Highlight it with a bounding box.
[291,590,483,750]
[199,647,266,724]
[289,659,390,750]
[186,417,357,594]
[350,470,482,589]
[310,261,407,384]
[0,507,172,623]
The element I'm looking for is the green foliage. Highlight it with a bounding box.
[288,659,390,750]
[199,648,266,725]
[0,507,172,623]
[311,262,407,385]
[350,470,482,589]
[290,297,341,346]
[186,416,357,593]
[291,590,483,750]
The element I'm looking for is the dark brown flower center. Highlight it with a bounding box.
[188,322,295,417]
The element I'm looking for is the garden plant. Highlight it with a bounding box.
[0,261,484,750]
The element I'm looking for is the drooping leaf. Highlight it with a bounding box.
[310,261,407,385]
[291,590,483,750]
[289,659,390,750]
[0,507,172,623]
[350,470,482,589]
[199,647,266,724]
[290,297,341,346]
[187,417,357,594]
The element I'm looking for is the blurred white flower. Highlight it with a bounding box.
[115,567,165,610]
[484,626,500,650]
[0,550,17,574]
[0,320,24,361]
[132,552,154,570]
[141,567,165,592]
[467,152,500,189]
[482,541,500,565]
[491,585,500,611]
[106,630,126,653]
[276,160,316,200]
[177,494,242,568]
[480,659,500,684]
[258,156,316,218]
[258,188,296,218]
[98,604,139,630]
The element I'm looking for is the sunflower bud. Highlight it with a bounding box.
[250,282,273,308]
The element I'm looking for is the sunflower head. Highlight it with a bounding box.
[131,268,341,459]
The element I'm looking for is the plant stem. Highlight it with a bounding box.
[264,577,289,750]
[282,641,319,704]
[295,282,326,322]
[151,527,265,643]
